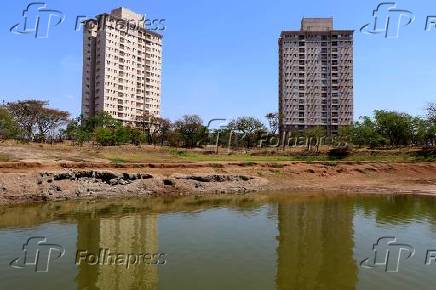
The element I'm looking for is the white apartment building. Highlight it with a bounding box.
[279,18,353,135]
[82,7,162,126]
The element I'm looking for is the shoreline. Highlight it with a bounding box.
[1,161,435,206]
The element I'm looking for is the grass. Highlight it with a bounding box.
[109,158,127,164]
[0,142,434,164]
[167,151,420,163]
[97,147,178,163]
[167,151,328,162]
[0,153,11,162]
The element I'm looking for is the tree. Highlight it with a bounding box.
[0,107,20,140]
[62,116,93,146]
[136,111,152,138]
[350,117,386,148]
[114,126,131,145]
[94,127,116,146]
[410,117,429,145]
[427,103,436,124]
[149,117,172,146]
[303,126,326,152]
[84,112,122,131]
[228,116,266,148]
[128,128,147,146]
[338,125,353,144]
[426,103,436,146]
[265,112,279,135]
[374,110,413,146]
[174,114,206,148]
[6,100,69,141]
[64,113,150,146]
[6,100,46,140]
[34,108,69,141]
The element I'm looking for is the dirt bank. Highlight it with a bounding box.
[0,161,436,205]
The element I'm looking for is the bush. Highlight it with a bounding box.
[415,146,436,157]
[72,129,91,146]
[328,146,352,159]
[95,127,116,146]
[128,129,147,146]
[114,127,131,144]
[0,107,20,140]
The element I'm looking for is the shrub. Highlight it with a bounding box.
[415,146,436,157]
[128,129,147,146]
[114,127,131,144]
[328,146,352,159]
[95,127,115,146]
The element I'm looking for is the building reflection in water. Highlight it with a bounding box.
[3,195,436,290]
[75,213,159,290]
[275,197,357,290]
[74,196,358,290]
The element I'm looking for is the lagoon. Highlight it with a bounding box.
[1,193,436,290]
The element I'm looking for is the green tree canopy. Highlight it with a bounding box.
[174,114,206,148]
[228,116,266,148]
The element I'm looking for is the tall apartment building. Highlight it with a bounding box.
[279,18,353,135]
[82,7,162,126]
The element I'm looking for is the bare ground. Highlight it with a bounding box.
[0,160,435,205]
[0,143,435,205]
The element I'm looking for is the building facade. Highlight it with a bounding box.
[82,7,162,126]
[279,18,353,135]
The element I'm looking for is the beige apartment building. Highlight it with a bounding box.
[279,18,353,135]
[82,7,162,126]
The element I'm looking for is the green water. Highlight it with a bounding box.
[1,193,436,290]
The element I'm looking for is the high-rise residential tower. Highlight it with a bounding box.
[82,7,162,126]
[279,18,353,135]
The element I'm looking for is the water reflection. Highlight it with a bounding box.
[354,195,436,226]
[75,214,158,290]
[1,194,436,290]
[276,197,356,290]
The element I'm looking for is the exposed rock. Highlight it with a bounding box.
[75,171,95,179]
[178,175,253,183]
[139,173,153,179]
[49,185,62,192]
[109,178,121,186]
[95,172,120,183]
[123,173,137,181]
[54,172,75,180]
[0,170,269,205]
[163,179,175,186]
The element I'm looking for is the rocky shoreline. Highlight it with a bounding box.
[1,161,436,206]
[0,170,269,205]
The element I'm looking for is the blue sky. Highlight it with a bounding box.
[1,0,435,123]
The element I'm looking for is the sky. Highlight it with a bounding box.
[0,0,435,123]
